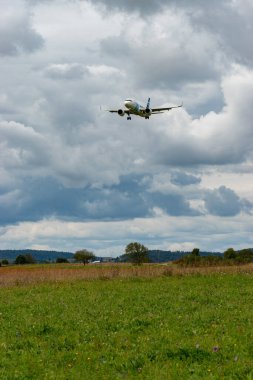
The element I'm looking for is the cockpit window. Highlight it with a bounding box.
[125,99,132,102]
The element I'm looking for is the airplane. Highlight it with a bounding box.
[107,98,182,120]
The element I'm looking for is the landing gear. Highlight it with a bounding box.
[145,116,149,119]
[127,116,131,120]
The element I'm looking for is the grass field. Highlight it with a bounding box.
[1,265,253,379]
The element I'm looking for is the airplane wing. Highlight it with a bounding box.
[152,104,183,113]
[106,109,134,116]
[107,109,131,113]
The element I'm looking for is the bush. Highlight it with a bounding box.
[175,254,201,267]
[204,256,223,266]
[175,255,223,267]
[1,259,9,265]
[56,258,69,263]
[224,248,236,259]
[235,249,253,264]
[163,267,173,276]
[15,254,36,265]
[191,248,200,257]
[223,248,253,264]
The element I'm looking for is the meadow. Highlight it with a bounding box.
[1,264,253,379]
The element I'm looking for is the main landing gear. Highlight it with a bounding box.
[127,116,132,120]
[145,116,149,119]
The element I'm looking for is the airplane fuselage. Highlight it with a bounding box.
[124,99,151,119]
[124,100,145,115]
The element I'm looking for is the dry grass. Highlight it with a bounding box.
[1,263,253,287]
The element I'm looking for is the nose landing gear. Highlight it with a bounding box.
[127,116,132,120]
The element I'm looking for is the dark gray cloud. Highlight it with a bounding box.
[171,172,201,186]
[88,0,229,14]
[0,2,44,56]
[188,2,253,65]
[86,0,164,14]
[88,0,226,15]
[95,0,253,71]
[204,186,253,217]
[150,192,200,216]
[0,174,202,225]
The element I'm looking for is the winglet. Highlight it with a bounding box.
[146,97,151,109]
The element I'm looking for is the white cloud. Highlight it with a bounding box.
[0,121,49,170]
[44,63,85,80]
[1,214,253,254]
[86,65,124,77]
[201,169,253,202]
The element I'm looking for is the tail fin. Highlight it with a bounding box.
[146,97,151,109]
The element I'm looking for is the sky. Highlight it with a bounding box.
[0,0,253,256]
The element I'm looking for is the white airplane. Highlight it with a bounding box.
[107,98,182,120]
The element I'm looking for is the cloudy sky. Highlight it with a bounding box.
[1,0,253,256]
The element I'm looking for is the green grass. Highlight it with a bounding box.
[1,274,253,379]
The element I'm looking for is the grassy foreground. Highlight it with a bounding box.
[1,270,253,379]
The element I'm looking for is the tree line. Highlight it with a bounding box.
[175,247,253,267]
[1,244,253,267]
[0,243,149,266]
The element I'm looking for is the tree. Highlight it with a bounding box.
[191,248,200,257]
[74,249,95,265]
[1,259,9,265]
[15,254,36,265]
[224,248,236,259]
[56,257,69,263]
[125,242,149,265]
[236,249,253,263]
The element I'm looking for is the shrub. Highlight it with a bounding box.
[15,254,36,265]
[235,249,253,264]
[163,267,173,276]
[175,255,222,267]
[56,258,69,263]
[175,254,201,267]
[223,248,253,264]
[191,248,200,257]
[224,248,236,259]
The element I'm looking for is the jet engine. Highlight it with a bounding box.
[118,109,125,116]
[145,108,152,116]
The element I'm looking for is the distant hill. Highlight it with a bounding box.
[0,249,74,263]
